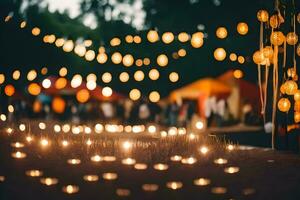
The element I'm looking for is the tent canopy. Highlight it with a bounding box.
[170,78,232,102]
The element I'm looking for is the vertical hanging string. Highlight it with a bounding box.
[293,14,297,74]
[258,21,265,121]
[263,65,269,118]
[272,45,279,150]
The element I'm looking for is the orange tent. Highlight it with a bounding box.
[170,78,232,117]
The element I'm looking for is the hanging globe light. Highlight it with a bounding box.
[216,27,227,39]
[233,70,243,79]
[86,73,97,82]
[257,10,269,22]
[76,89,90,103]
[178,32,190,42]
[149,91,160,103]
[52,97,66,113]
[74,45,86,57]
[149,69,160,80]
[237,56,245,64]
[237,22,248,35]
[229,53,237,61]
[270,31,285,46]
[297,44,300,56]
[214,48,226,61]
[97,53,108,64]
[286,32,298,45]
[191,32,204,48]
[262,46,274,60]
[0,74,5,84]
[134,70,144,82]
[31,27,40,36]
[285,80,298,95]
[129,89,141,101]
[252,50,266,65]
[147,30,159,43]
[63,40,74,52]
[294,90,300,101]
[122,54,134,67]
[4,84,15,96]
[295,112,300,123]
[111,52,122,64]
[169,72,179,82]
[125,35,134,43]
[162,32,174,44]
[102,72,112,83]
[28,83,41,96]
[102,87,113,97]
[278,98,291,112]
[287,68,296,78]
[85,50,95,61]
[55,77,67,89]
[157,54,168,67]
[55,38,65,47]
[110,37,121,46]
[119,72,129,83]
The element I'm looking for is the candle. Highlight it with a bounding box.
[62,185,79,194]
[166,181,183,190]
[181,157,197,165]
[116,189,131,197]
[83,175,99,182]
[67,159,81,165]
[134,163,148,170]
[102,173,118,180]
[193,178,211,186]
[26,170,43,177]
[153,163,168,171]
[91,155,103,162]
[121,158,136,165]
[224,167,239,174]
[11,142,25,148]
[170,155,182,162]
[142,184,159,192]
[11,151,26,159]
[214,158,228,165]
[40,177,58,186]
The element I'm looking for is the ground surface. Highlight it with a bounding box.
[0,121,300,200]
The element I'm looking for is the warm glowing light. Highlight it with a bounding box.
[153,163,168,171]
[67,159,81,165]
[40,139,49,147]
[26,136,33,143]
[294,90,300,101]
[285,80,298,95]
[11,151,27,159]
[83,175,99,182]
[214,158,228,165]
[195,121,204,129]
[26,170,43,177]
[162,32,174,44]
[199,146,209,155]
[32,27,40,36]
[55,38,65,47]
[42,79,51,89]
[129,89,141,101]
[147,30,159,43]
[122,141,133,150]
[4,85,15,96]
[85,50,96,61]
[55,77,67,89]
[40,178,58,186]
[84,40,92,47]
[11,142,25,148]
[102,87,113,97]
[0,114,6,121]
[62,185,79,194]
[286,32,298,45]
[110,37,121,46]
[216,27,227,39]
[27,70,37,81]
[178,32,190,42]
[39,122,46,130]
[257,10,269,22]
[91,155,103,162]
[278,98,291,112]
[74,44,86,57]
[76,89,90,103]
[61,140,69,147]
[52,97,66,114]
[8,105,14,113]
[20,21,27,28]
[125,35,134,43]
[28,83,41,96]
[122,54,134,67]
[233,69,243,79]
[224,166,240,174]
[134,70,144,81]
[178,48,186,57]
[0,74,5,84]
[103,156,117,162]
[170,155,182,162]
[122,158,136,165]
[169,72,179,82]
[142,184,159,192]
[119,72,129,82]
[102,173,118,180]
[181,157,197,165]
[116,189,131,197]
[86,80,97,90]
[211,187,227,194]
[59,67,68,77]
[237,56,245,64]
[191,32,204,48]
[134,163,148,170]
[166,181,183,190]
[148,69,160,80]
[214,48,226,61]
[135,59,143,66]
[71,74,82,88]
[62,40,74,52]
[194,178,211,186]
[102,72,112,83]
[111,52,122,64]
[229,53,237,61]
[237,22,248,35]
[157,54,168,67]
[133,35,142,43]
[149,91,160,102]
[97,53,108,64]
[270,31,285,46]
[12,70,21,80]
[143,58,151,65]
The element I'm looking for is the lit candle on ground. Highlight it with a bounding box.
[214,158,228,165]
[122,158,136,165]
[166,181,183,190]
[102,173,118,180]
[91,155,103,162]
[83,175,99,182]
[153,163,169,171]
[11,151,26,159]
[134,163,148,170]
[62,185,79,194]
[211,187,227,194]
[142,184,159,192]
[40,177,58,186]
[26,170,43,177]
[181,157,197,165]
[224,167,239,174]
[67,159,81,165]
[193,178,211,186]
[11,142,25,148]
[116,189,131,197]
[170,155,182,162]
[103,156,116,162]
